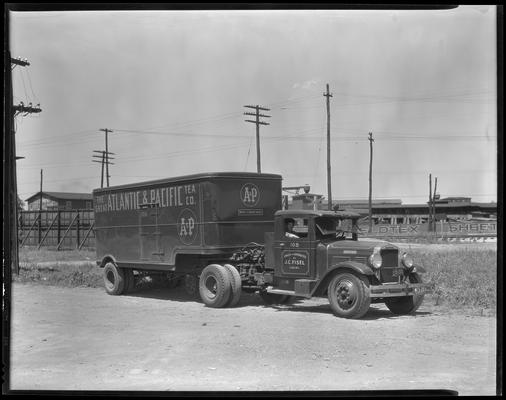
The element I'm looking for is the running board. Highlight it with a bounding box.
[265,287,312,299]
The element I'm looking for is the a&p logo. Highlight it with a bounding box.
[177,208,198,245]
[240,183,260,207]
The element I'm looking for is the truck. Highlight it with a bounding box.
[93,172,433,319]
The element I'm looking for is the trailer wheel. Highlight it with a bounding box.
[223,264,242,307]
[103,262,126,295]
[259,291,289,305]
[327,272,371,319]
[385,273,425,315]
[123,268,135,294]
[199,264,232,308]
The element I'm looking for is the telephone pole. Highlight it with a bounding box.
[99,128,114,187]
[38,169,43,244]
[7,53,42,275]
[428,174,438,231]
[92,150,114,188]
[368,132,374,233]
[323,84,333,210]
[432,176,438,231]
[244,105,270,173]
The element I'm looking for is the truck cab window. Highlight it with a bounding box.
[315,217,357,240]
[284,217,308,239]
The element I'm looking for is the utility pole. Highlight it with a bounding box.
[428,173,439,232]
[432,176,438,231]
[244,105,270,173]
[323,84,333,210]
[92,150,114,188]
[368,132,374,233]
[7,54,42,275]
[99,128,114,187]
[429,174,432,231]
[39,169,43,244]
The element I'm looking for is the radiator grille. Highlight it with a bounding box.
[380,248,400,283]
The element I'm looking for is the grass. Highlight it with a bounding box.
[14,247,103,288]
[12,244,498,314]
[411,247,497,313]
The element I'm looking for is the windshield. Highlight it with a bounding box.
[315,216,359,240]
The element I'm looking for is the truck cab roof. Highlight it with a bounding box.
[275,209,362,219]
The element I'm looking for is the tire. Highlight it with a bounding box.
[222,264,242,307]
[123,268,135,294]
[385,273,425,315]
[327,272,371,319]
[259,292,289,305]
[199,264,232,308]
[103,262,126,295]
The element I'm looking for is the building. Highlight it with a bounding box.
[25,191,93,211]
[287,193,496,223]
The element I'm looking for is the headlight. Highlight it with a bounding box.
[368,253,382,269]
[401,252,414,269]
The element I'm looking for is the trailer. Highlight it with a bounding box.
[93,172,282,295]
[94,172,433,319]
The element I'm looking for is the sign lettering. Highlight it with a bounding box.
[94,183,197,213]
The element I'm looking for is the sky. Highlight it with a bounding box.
[9,6,498,206]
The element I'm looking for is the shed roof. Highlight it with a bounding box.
[25,191,93,202]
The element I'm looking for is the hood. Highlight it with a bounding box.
[326,238,399,252]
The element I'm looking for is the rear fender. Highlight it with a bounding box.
[312,261,374,297]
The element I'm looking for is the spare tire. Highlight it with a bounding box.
[199,264,232,308]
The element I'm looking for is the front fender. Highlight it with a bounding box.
[312,261,374,296]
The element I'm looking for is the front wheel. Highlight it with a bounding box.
[327,272,371,319]
[385,273,425,315]
[199,264,232,308]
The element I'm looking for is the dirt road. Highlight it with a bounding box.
[9,282,497,394]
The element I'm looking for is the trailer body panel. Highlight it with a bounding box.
[93,172,282,269]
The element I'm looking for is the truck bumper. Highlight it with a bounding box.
[369,282,433,298]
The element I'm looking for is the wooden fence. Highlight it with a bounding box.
[18,209,95,250]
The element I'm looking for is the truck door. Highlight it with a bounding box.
[275,217,315,278]
[139,203,163,261]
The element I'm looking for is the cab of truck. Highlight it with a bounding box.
[263,210,432,318]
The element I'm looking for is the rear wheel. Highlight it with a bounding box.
[199,264,232,308]
[385,273,425,315]
[327,272,371,319]
[103,262,126,295]
[222,264,242,307]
